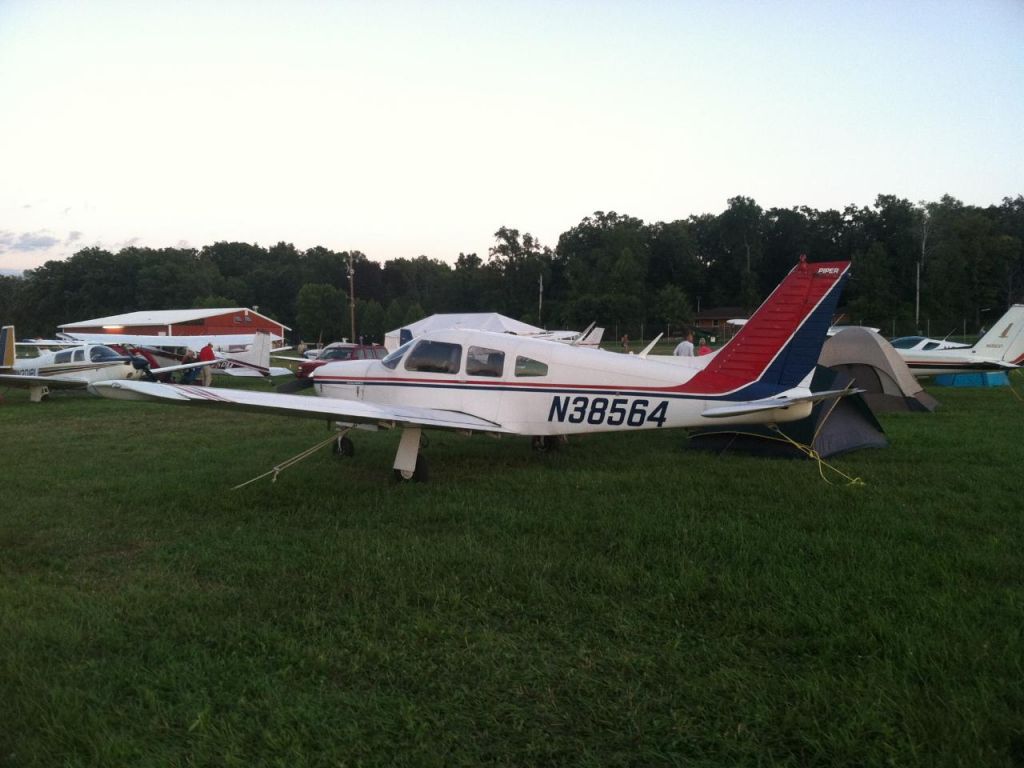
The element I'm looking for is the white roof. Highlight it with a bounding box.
[391,313,544,337]
[60,308,289,330]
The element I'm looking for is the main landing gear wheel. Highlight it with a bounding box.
[531,436,561,453]
[333,436,354,457]
[393,455,429,483]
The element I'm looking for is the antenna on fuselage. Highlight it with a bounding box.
[570,322,596,346]
[637,334,663,358]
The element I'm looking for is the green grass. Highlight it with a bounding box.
[0,379,1022,767]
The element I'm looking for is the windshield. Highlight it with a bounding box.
[890,336,925,349]
[381,340,414,370]
[320,347,357,361]
[90,345,129,362]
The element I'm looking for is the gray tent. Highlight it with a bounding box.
[819,328,939,413]
[688,368,888,460]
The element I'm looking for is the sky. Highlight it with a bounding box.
[1,0,1022,273]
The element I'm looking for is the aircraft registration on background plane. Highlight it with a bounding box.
[0,326,214,402]
[889,305,1024,377]
[91,257,853,482]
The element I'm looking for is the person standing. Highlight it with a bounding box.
[674,331,695,356]
[198,342,216,386]
[698,338,712,356]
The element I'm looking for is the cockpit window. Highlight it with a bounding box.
[466,346,504,377]
[405,340,462,374]
[515,355,548,377]
[381,340,414,370]
[890,336,924,349]
[320,347,357,361]
[923,341,940,351]
[90,345,125,362]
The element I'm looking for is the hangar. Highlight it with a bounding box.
[59,308,289,339]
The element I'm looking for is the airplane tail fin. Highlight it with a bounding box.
[677,258,850,396]
[973,305,1024,366]
[217,330,277,377]
[1,326,14,370]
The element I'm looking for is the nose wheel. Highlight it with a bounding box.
[332,435,355,457]
[393,455,429,482]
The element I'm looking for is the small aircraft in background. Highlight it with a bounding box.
[91,257,853,482]
[890,305,1024,377]
[0,325,215,402]
[58,330,292,378]
[889,336,970,353]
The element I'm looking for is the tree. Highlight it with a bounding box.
[357,300,386,344]
[654,285,693,336]
[558,211,649,332]
[295,283,345,342]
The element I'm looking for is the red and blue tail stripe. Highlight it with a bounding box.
[674,259,850,399]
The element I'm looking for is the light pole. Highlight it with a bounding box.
[347,252,356,342]
[916,205,929,333]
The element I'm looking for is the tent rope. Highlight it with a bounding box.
[700,426,865,487]
[1008,368,1024,403]
[765,425,865,486]
[232,428,351,490]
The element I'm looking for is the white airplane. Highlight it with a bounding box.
[90,258,852,482]
[889,305,1024,377]
[0,325,214,402]
[58,330,291,378]
[888,335,970,353]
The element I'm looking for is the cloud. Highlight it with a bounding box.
[66,231,83,243]
[0,229,71,254]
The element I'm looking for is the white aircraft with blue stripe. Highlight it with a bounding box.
[0,326,214,403]
[90,257,851,481]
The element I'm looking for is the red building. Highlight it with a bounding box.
[694,306,746,342]
[59,308,289,339]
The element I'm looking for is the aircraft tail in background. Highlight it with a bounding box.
[973,305,1024,366]
[217,330,291,377]
[1,325,14,369]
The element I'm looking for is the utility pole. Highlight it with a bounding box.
[347,252,356,342]
[916,205,929,333]
[538,273,543,326]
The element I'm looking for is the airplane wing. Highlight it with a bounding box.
[0,373,87,390]
[272,354,309,363]
[701,388,861,419]
[218,365,294,378]
[150,360,219,375]
[88,380,513,433]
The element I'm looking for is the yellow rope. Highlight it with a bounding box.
[1008,368,1024,403]
[233,429,350,490]
[766,425,865,487]
[698,425,864,486]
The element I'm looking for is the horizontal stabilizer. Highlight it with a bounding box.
[702,388,862,419]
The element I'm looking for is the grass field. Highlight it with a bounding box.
[1,376,1022,767]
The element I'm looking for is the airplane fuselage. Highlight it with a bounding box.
[312,329,814,436]
[4,345,138,383]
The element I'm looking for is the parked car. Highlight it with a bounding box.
[295,342,386,378]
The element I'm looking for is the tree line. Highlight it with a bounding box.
[2,194,1022,343]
